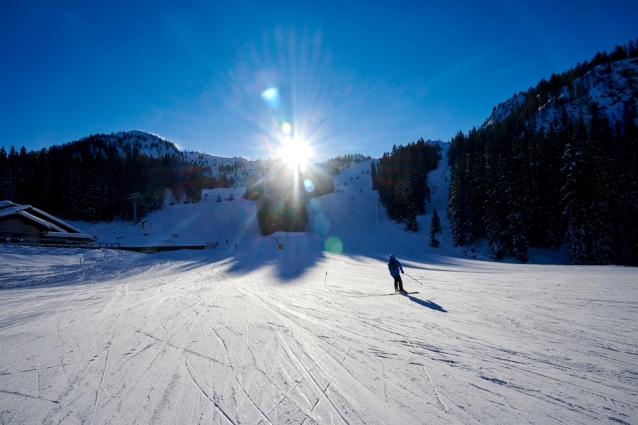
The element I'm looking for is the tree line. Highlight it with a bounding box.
[448,40,638,265]
[484,38,638,129]
[246,160,336,236]
[448,104,638,266]
[372,138,442,232]
[318,154,371,176]
[0,136,214,223]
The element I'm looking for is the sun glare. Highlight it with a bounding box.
[279,137,311,170]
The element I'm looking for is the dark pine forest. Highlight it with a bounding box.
[0,134,213,223]
[373,138,442,232]
[447,40,638,266]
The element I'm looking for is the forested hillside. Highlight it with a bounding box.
[373,138,442,232]
[447,40,638,265]
[0,132,211,223]
[246,155,370,236]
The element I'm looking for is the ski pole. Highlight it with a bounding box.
[404,273,423,285]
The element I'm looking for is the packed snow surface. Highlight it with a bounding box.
[1,156,637,424]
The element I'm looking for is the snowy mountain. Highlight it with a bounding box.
[183,151,263,188]
[485,57,638,131]
[85,131,265,188]
[539,57,638,129]
[64,131,259,187]
[448,43,638,266]
[1,149,636,424]
[484,93,526,127]
[75,130,183,158]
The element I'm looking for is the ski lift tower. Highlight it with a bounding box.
[128,192,141,225]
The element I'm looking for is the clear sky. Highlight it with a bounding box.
[2,0,637,161]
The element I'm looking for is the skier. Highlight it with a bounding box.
[388,254,405,293]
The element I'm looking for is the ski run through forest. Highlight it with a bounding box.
[1,154,637,424]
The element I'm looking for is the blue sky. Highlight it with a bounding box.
[1,0,637,161]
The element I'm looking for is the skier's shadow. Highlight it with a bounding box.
[404,295,447,312]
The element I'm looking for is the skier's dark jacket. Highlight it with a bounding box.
[387,255,404,277]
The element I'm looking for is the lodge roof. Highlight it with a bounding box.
[0,201,95,241]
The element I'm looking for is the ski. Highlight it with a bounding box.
[386,291,419,295]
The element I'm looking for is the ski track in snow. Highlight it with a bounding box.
[1,157,637,424]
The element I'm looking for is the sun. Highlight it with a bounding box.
[279,137,312,170]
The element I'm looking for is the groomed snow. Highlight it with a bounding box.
[1,153,636,424]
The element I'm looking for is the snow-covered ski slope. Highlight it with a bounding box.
[1,155,637,424]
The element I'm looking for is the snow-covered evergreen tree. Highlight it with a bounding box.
[448,153,466,246]
[394,178,418,232]
[446,40,638,265]
[561,126,613,264]
[429,208,441,247]
[370,161,377,190]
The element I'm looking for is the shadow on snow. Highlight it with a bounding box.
[403,294,447,312]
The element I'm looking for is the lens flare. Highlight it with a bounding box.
[281,122,292,134]
[279,137,311,169]
[261,87,280,108]
[324,237,343,253]
[313,213,331,234]
[303,179,315,192]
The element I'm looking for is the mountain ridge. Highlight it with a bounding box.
[484,48,638,132]
[447,40,638,266]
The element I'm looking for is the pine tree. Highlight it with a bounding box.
[82,156,102,224]
[375,140,440,225]
[0,147,9,201]
[617,113,638,265]
[429,208,441,247]
[504,137,529,262]
[431,208,442,233]
[482,132,512,261]
[370,161,377,190]
[394,177,418,231]
[36,148,53,213]
[448,154,466,246]
[405,204,418,232]
[561,125,613,264]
